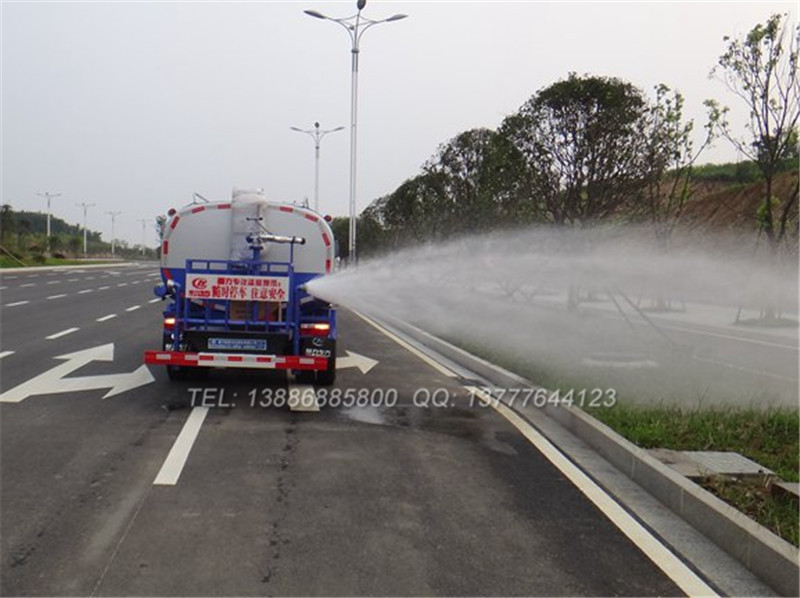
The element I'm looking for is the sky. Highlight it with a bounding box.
[2,1,797,247]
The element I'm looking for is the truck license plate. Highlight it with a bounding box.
[208,338,268,351]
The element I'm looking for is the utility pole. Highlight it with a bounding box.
[38,192,62,253]
[76,202,95,258]
[137,219,151,258]
[105,211,121,257]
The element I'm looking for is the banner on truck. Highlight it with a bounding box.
[186,274,289,302]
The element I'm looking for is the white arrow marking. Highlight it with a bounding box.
[0,343,155,403]
[336,350,379,375]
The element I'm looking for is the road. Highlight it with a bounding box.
[0,263,750,596]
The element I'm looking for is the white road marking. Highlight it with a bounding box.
[288,384,320,412]
[46,327,80,340]
[84,276,95,280]
[353,311,457,378]
[467,387,718,597]
[21,283,36,288]
[97,314,117,322]
[658,322,798,351]
[154,407,210,485]
[125,305,141,312]
[0,286,7,290]
[0,351,15,360]
[5,301,29,307]
[0,343,154,402]
[47,280,61,285]
[99,286,110,290]
[47,294,67,300]
[67,278,79,282]
[4,276,18,279]
[148,298,161,304]
[117,283,128,287]
[78,289,94,294]
[26,274,38,278]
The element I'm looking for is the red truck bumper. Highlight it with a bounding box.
[144,350,327,371]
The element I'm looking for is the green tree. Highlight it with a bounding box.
[502,73,651,226]
[711,13,800,251]
[423,128,530,234]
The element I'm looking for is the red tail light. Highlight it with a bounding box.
[164,317,176,330]
[300,322,330,337]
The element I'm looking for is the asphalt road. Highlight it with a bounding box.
[0,263,722,596]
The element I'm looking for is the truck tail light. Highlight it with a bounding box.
[300,322,330,337]
[164,317,177,330]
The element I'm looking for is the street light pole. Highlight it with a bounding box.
[105,211,121,257]
[137,219,151,258]
[38,192,62,253]
[304,1,407,262]
[290,122,344,212]
[76,202,95,258]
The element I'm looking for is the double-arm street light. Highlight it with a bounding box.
[290,122,344,213]
[304,0,407,262]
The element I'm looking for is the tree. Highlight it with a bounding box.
[711,13,800,251]
[423,128,530,234]
[0,204,16,245]
[502,73,651,227]
[638,85,720,249]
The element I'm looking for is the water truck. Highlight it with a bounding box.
[143,189,338,385]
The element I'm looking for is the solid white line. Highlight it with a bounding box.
[47,294,67,300]
[354,311,457,378]
[5,301,29,307]
[467,387,718,597]
[78,289,93,294]
[97,314,117,322]
[0,351,15,360]
[126,305,141,312]
[46,327,79,340]
[658,322,798,351]
[154,406,209,485]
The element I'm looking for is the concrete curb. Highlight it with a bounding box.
[381,316,800,597]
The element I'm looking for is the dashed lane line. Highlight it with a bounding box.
[47,294,67,300]
[78,289,94,294]
[0,351,15,360]
[45,327,79,340]
[153,407,210,486]
[4,301,29,307]
[126,305,141,312]
[97,314,117,322]
[21,283,36,288]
